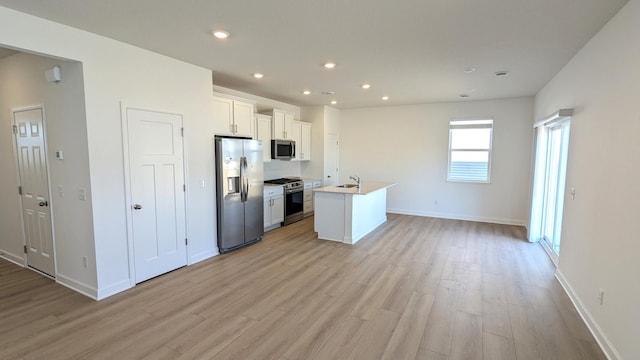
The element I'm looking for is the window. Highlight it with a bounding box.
[448,118,493,182]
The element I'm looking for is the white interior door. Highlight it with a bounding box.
[126,108,187,283]
[325,134,339,186]
[14,107,55,277]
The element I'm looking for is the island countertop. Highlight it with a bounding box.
[313,181,397,195]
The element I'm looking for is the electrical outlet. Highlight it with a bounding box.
[58,185,64,197]
[82,256,88,268]
[598,289,605,306]
[78,188,86,201]
[570,188,576,200]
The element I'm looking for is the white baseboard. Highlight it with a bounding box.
[386,208,526,227]
[352,216,387,244]
[96,279,133,300]
[0,250,25,266]
[555,271,620,360]
[56,273,99,300]
[189,248,219,265]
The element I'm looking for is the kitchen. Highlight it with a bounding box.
[213,91,393,252]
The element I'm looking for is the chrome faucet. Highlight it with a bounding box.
[349,175,361,188]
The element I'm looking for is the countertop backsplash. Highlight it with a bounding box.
[264,159,301,181]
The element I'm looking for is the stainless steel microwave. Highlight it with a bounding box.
[271,139,296,160]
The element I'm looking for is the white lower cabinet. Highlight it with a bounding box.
[264,186,284,230]
[303,179,322,217]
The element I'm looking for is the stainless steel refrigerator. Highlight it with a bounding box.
[215,137,264,253]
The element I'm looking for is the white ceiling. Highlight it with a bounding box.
[0,0,629,108]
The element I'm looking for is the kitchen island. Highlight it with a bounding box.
[313,181,396,244]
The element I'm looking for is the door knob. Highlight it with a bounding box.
[133,204,142,210]
[38,201,48,207]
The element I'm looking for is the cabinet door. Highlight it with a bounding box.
[283,112,294,140]
[212,96,234,135]
[300,123,311,161]
[272,110,285,139]
[271,195,284,224]
[264,198,272,228]
[233,101,254,137]
[290,121,302,161]
[256,115,272,162]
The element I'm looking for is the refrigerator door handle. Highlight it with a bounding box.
[244,157,249,201]
[240,156,249,202]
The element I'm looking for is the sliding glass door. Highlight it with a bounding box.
[530,116,570,263]
[541,122,570,255]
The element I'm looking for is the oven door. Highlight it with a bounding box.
[283,189,304,225]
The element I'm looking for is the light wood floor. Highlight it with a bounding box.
[1,215,605,360]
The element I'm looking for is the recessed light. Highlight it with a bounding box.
[361,84,371,89]
[382,96,389,101]
[330,100,337,105]
[464,67,476,74]
[302,90,311,95]
[212,30,229,39]
[252,73,264,79]
[324,62,336,69]
[495,70,510,77]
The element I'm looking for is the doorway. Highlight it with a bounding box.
[325,134,339,186]
[123,106,187,283]
[530,113,571,263]
[13,106,56,277]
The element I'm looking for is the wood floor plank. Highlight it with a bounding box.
[0,215,607,360]
[483,332,516,360]
[346,309,401,360]
[282,284,367,360]
[509,303,551,360]
[420,279,461,355]
[381,291,435,360]
[483,300,513,338]
[449,311,483,360]
[350,263,405,320]
[308,315,366,360]
[169,315,257,358]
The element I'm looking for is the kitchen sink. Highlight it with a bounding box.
[336,184,358,188]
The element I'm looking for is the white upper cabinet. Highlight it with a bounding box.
[291,120,311,161]
[268,109,294,140]
[255,114,272,162]
[233,101,254,137]
[299,122,311,161]
[291,121,301,161]
[212,94,255,138]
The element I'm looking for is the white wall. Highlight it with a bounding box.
[340,97,534,225]
[301,105,341,182]
[0,6,217,299]
[0,53,94,293]
[534,1,640,358]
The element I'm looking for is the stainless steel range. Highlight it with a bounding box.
[264,178,304,225]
